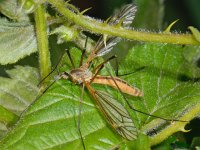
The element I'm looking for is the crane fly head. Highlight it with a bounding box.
[69,68,93,84]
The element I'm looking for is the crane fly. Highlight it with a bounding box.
[56,4,141,141]
[60,56,143,140]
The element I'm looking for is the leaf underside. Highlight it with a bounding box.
[0,66,39,139]
[0,19,37,65]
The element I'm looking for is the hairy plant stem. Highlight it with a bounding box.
[48,0,199,45]
[34,4,51,82]
[148,103,200,146]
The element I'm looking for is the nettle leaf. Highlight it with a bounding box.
[1,43,200,149]
[0,0,29,21]
[0,66,39,139]
[118,43,200,78]
[183,45,200,69]
[0,79,124,150]
[118,43,200,145]
[0,19,37,65]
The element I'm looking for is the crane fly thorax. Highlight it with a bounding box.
[69,68,92,84]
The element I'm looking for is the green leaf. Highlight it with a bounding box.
[0,0,29,21]
[0,105,18,126]
[127,134,150,150]
[0,43,200,149]
[0,66,39,139]
[0,79,123,150]
[183,45,200,70]
[118,43,200,145]
[190,137,200,149]
[0,19,37,65]
[118,43,200,78]
[50,25,79,43]
[0,123,8,141]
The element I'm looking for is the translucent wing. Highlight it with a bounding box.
[94,90,137,140]
[108,4,137,29]
[95,37,121,57]
[95,4,137,57]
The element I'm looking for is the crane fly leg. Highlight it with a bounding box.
[92,55,117,74]
[65,49,75,69]
[77,83,86,150]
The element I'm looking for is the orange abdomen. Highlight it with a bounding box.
[92,75,143,97]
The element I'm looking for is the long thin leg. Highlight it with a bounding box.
[66,49,75,69]
[79,49,86,67]
[79,36,88,67]
[117,66,145,77]
[90,65,104,84]
[20,75,62,118]
[115,56,119,76]
[92,55,117,74]
[77,84,86,150]
[104,66,188,123]
[38,52,65,86]
[114,57,144,77]
[90,55,117,84]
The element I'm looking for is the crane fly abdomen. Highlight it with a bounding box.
[92,75,143,97]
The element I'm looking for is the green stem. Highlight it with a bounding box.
[48,0,199,45]
[0,106,18,127]
[148,103,200,146]
[34,4,51,81]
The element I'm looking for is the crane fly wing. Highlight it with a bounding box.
[108,4,137,29]
[94,90,137,140]
[95,37,121,57]
[95,4,137,57]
